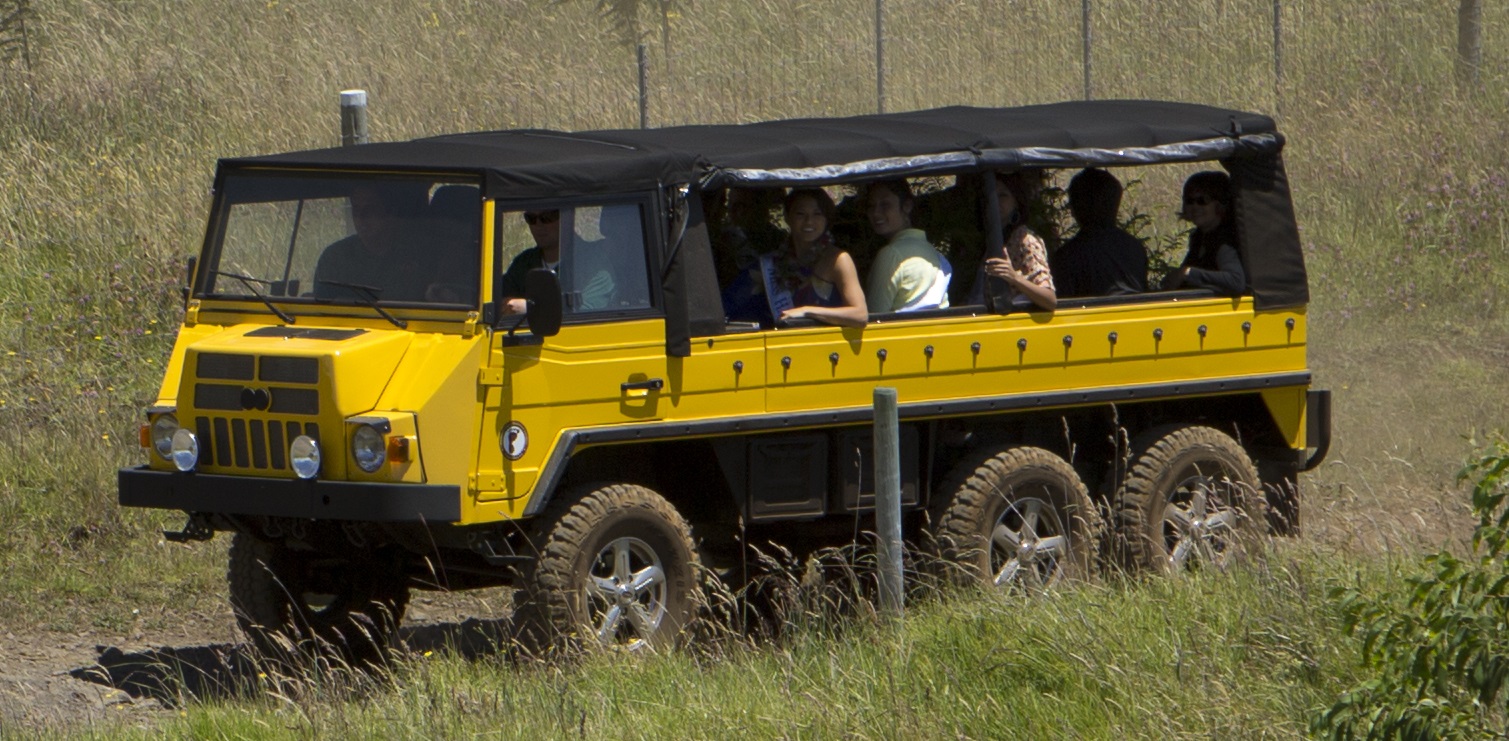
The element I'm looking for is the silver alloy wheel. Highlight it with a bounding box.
[585,536,667,648]
[990,497,1071,589]
[934,446,1099,590]
[1161,470,1242,571]
[1114,424,1265,575]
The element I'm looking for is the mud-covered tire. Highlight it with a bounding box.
[227,533,408,663]
[517,483,701,652]
[1114,425,1267,574]
[932,446,1101,590]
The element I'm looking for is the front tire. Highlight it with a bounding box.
[932,446,1100,590]
[519,483,701,652]
[1114,425,1266,574]
[227,533,409,663]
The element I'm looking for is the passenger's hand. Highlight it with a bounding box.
[1161,267,1190,290]
[501,297,528,315]
[982,257,1020,284]
[779,307,810,321]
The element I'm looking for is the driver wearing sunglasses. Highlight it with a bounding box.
[499,210,563,314]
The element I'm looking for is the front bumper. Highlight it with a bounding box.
[118,466,461,523]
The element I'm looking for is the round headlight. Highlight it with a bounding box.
[290,435,321,480]
[170,428,199,472]
[151,414,180,460]
[351,425,386,473]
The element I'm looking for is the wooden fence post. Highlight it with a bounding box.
[1457,0,1482,88]
[874,387,903,616]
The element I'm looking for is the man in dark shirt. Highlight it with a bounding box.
[1051,168,1148,298]
[500,209,616,315]
[500,209,563,315]
[314,183,433,301]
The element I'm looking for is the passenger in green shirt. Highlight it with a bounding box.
[863,179,952,313]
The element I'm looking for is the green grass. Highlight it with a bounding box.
[0,0,1506,735]
[43,544,1376,740]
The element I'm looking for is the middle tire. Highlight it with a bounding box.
[933,446,1100,590]
[519,483,701,652]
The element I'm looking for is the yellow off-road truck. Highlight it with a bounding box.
[119,101,1330,654]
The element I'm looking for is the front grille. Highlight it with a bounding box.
[196,416,320,473]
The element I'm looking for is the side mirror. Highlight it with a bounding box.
[523,268,563,337]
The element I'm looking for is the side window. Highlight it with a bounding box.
[495,203,653,318]
[563,204,652,316]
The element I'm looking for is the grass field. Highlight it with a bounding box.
[0,0,1506,735]
[71,546,1381,740]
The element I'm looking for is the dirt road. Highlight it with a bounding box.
[0,590,513,732]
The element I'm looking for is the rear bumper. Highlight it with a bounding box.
[117,466,461,523]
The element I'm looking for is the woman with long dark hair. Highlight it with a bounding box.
[767,188,868,327]
[977,171,1056,311]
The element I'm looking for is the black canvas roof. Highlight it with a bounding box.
[224,99,1306,312]
[226,100,1282,199]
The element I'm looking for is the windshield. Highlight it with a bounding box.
[203,172,483,308]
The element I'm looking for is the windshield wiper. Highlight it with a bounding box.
[211,270,296,324]
[317,280,408,329]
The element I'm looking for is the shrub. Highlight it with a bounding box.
[1316,437,1509,738]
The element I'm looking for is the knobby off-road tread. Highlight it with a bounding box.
[1114,424,1265,574]
[227,532,283,643]
[227,532,408,661]
[933,446,1103,587]
[522,483,701,651]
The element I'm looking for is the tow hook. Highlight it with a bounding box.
[163,515,214,543]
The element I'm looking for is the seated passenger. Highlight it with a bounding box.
[970,171,1055,311]
[1161,171,1247,296]
[314,183,432,301]
[717,188,785,325]
[767,188,867,328]
[864,179,951,313]
[499,209,615,315]
[594,204,650,310]
[1052,168,1148,298]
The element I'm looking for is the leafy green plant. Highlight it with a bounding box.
[1316,437,1509,738]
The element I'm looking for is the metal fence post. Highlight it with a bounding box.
[340,89,368,146]
[637,43,650,129]
[1081,0,1092,100]
[1272,0,1284,118]
[874,387,903,616]
[874,0,886,114]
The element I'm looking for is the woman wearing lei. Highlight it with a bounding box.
[762,188,868,327]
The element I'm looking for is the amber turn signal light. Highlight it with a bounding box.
[388,436,411,464]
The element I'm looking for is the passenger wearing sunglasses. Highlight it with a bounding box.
[1161,171,1247,296]
[499,209,563,315]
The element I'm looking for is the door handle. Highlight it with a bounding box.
[621,378,664,393]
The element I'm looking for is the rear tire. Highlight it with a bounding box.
[1114,425,1266,574]
[517,483,701,652]
[932,446,1100,590]
[227,533,408,664]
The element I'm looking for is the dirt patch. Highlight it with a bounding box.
[0,588,514,733]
